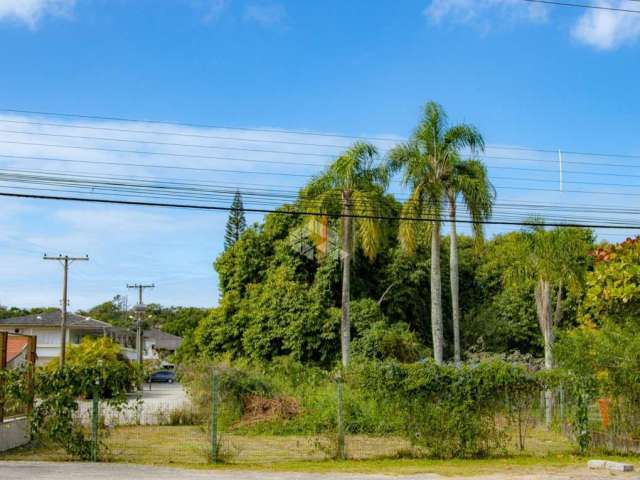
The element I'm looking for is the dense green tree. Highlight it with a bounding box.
[302,142,389,367]
[388,102,484,364]
[78,295,128,327]
[0,306,57,320]
[224,190,247,250]
[581,237,640,325]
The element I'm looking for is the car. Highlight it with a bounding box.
[149,370,176,383]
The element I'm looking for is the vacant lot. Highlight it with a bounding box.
[2,424,639,477]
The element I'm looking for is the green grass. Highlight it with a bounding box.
[2,425,639,476]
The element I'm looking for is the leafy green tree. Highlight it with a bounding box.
[302,142,389,367]
[581,237,640,324]
[224,190,247,249]
[0,306,57,320]
[447,158,494,364]
[79,295,127,327]
[388,102,484,364]
[46,336,136,398]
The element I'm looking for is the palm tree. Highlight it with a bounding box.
[503,223,592,425]
[447,158,494,365]
[302,142,388,368]
[388,102,484,364]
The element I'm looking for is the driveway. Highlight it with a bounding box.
[77,382,191,425]
[0,462,636,480]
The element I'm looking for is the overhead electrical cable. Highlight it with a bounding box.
[2,191,640,230]
[521,0,640,14]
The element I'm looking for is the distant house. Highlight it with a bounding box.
[6,335,29,368]
[0,311,137,365]
[142,328,182,361]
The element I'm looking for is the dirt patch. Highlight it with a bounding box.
[240,395,300,425]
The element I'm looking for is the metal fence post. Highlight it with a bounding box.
[91,379,99,462]
[336,373,346,460]
[210,372,219,464]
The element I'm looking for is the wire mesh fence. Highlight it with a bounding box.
[72,374,576,465]
[5,358,640,465]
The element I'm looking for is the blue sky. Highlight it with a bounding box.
[0,0,639,310]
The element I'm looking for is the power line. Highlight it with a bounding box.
[6,127,640,169]
[0,108,402,144]
[4,108,640,162]
[6,165,640,219]
[522,0,640,13]
[3,191,640,230]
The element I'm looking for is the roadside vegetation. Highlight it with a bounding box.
[2,102,640,471]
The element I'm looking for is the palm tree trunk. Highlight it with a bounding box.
[340,192,352,368]
[535,278,554,427]
[431,221,444,364]
[448,202,461,366]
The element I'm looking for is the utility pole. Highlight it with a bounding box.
[127,284,154,369]
[43,254,89,368]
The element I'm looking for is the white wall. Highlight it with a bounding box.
[0,326,135,365]
[0,417,30,452]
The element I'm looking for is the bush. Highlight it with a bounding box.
[352,321,426,362]
[46,337,136,398]
[352,357,543,458]
[179,357,273,426]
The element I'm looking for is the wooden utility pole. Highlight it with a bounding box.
[0,331,7,422]
[126,284,154,368]
[43,254,89,368]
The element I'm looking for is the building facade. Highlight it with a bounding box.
[0,311,137,365]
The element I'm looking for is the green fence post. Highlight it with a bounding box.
[91,379,99,462]
[210,372,219,464]
[336,373,346,460]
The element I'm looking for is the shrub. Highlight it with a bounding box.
[352,321,426,362]
[352,357,543,458]
[46,337,136,398]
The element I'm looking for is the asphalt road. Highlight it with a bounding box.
[0,462,637,480]
[0,462,440,479]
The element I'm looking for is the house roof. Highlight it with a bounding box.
[143,328,182,351]
[6,336,28,363]
[0,310,114,331]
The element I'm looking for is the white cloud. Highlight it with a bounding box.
[244,2,286,27]
[424,0,548,27]
[571,1,640,50]
[0,0,75,28]
[424,0,640,51]
[202,0,229,23]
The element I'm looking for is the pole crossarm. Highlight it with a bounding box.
[43,254,89,368]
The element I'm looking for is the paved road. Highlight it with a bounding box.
[0,462,637,480]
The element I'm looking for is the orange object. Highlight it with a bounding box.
[598,398,610,431]
[6,336,28,363]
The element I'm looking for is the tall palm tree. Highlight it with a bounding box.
[447,158,494,365]
[388,102,484,364]
[302,142,388,368]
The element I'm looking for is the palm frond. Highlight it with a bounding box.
[452,158,495,244]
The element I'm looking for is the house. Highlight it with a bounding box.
[6,335,29,368]
[0,311,137,365]
[142,328,182,361]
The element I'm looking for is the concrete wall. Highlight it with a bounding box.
[0,417,30,452]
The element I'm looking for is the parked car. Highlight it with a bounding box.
[149,370,176,383]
